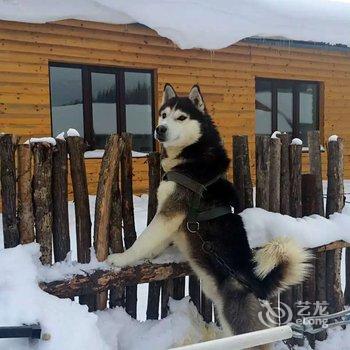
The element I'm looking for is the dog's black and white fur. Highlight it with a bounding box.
[108,84,311,348]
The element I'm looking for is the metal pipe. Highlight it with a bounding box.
[169,325,293,350]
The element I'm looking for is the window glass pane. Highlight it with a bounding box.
[277,86,293,135]
[299,83,318,145]
[50,66,84,137]
[91,72,117,149]
[125,71,153,152]
[255,80,272,135]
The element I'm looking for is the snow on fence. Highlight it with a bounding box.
[0,131,349,345]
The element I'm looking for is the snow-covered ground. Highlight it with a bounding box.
[1,182,350,349]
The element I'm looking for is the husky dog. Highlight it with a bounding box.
[108,84,311,348]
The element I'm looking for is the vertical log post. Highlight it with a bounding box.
[66,136,94,310]
[255,135,270,210]
[269,137,281,212]
[278,134,291,215]
[94,134,124,310]
[289,142,303,218]
[0,134,19,248]
[52,138,70,262]
[32,142,53,265]
[277,134,293,323]
[326,137,344,313]
[189,275,201,314]
[121,133,138,318]
[308,130,327,342]
[302,174,317,348]
[345,250,350,305]
[109,157,125,309]
[17,143,34,244]
[289,141,303,346]
[232,135,253,212]
[201,292,213,323]
[161,279,174,318]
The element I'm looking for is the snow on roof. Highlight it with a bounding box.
[0,0,350,50]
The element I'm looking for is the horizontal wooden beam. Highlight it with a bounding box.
[39,240,350,299]
[315,240,350,252]
[39,261,192,298]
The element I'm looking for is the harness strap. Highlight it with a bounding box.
[196,206,232,221]
[163,171,206,195]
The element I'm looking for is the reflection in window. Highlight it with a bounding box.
[255,79,319,145]
[256,80,272,135]
[91,73,117,149]
[299,83,318,144]
[125,72,153,152]
[277,87,293,135]
[49,64,154,152]
[50,67,84,137]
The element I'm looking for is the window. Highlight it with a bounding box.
[255,78,319,145]
[49,63,155,152]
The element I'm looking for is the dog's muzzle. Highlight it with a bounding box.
[155,125,167,142]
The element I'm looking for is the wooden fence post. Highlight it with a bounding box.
[308,131,324,216]
[189,275,201,314]
[66,135,94,310]
[345,250,350,305]
[109,150,125,309]
[94,134,124,310]
[146,152,162,320]
[17,143,34,244]
[269,137,281,212]
[32,142,53,265]
[289,143,303,218]
[161,278,174,318]
[121,133,138,318]
[302,173,317,348]
[232,135,253,212]
[277,134,293,314]
[52,138,70,262]
[201,292,213,323]
[278,134,291,215]
[289,142,303,346]
[326,137,344,313]
[255,135,270,210]
[307,130,327,341]
[0,134,19,248]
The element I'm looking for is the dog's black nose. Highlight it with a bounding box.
[156,125,167,137]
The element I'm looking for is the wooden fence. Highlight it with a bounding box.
[0,131,349,344]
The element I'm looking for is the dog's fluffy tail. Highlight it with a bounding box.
[253,237,312,298]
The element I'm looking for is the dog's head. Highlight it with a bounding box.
[155,84,208,149]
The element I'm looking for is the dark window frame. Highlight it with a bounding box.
[255,77,320,141]
[49,62,156,151]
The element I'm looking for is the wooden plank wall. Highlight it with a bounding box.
[0,19,350,194]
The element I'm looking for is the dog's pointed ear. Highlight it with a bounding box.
[162,84,177,105]
[189,85,206,113]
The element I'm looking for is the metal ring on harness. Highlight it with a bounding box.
[186,221,199,233]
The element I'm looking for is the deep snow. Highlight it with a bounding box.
[0,1,350,50]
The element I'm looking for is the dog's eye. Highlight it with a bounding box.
[177,115,187,121]
[161,112,167,119]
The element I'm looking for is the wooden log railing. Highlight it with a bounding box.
[39,240,350,300]
[1,131,349,343]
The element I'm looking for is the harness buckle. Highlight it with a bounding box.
[187,221,199,233]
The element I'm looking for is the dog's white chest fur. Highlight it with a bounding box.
[157,180,176,210]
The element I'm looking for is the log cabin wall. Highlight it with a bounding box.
[0,19,350,195]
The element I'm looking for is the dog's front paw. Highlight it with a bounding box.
[107,253,130,267]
